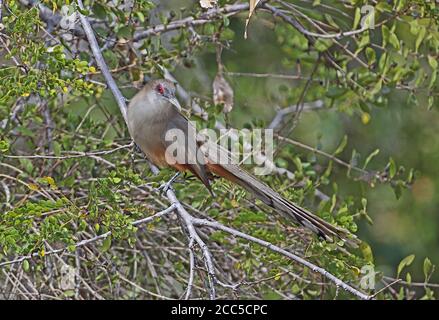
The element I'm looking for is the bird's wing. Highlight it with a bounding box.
[163,108,212,192]
[200,137,358,246]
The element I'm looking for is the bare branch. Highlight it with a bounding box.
[4,143,134,160]
[76,0,128,122]
[268,101,325,129]
[133,3,250,42]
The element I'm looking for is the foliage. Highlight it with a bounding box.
[0,0,438,300]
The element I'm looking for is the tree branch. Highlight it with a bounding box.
[132,3,250,42]
[76,0,127,122]
[192,217,371,300]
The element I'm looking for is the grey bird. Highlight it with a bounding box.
[127,79,358,246]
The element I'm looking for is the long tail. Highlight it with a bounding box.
[207,162,359,247]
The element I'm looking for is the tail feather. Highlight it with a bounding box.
[207,162,358,247]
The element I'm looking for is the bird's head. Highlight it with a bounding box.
[149,79,181,111]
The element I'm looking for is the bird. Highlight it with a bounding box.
[127,79,358,246]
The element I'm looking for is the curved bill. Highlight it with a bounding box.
[166,96,182,112]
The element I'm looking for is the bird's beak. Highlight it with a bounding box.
[166,96,182,112]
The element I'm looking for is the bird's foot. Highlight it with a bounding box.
[157,172,181,194]
[133,142,142,154]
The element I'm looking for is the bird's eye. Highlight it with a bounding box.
[156,84,165,95]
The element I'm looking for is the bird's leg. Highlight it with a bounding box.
[133,142,142,154]
[131,142,142,158]
[130,142,138,165]
[157,172,181,193]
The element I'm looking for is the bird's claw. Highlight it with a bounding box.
[133,143,142,154]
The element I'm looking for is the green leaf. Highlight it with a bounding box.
[409,20,419,35]
[423,257,433,281]
[393,180,404,200]
[324,14,339,29]
[52,141,62,156]
[23,260,30,272]
[334,135,348,155]
[92,3,107,19]
[397,254,415,277]
[406,272,412,285]
[326,86,347,98]
[101,236,112,252]
[429,71,437,90]
[110,177,122,184]
[17,126,34,137]
[20,158,34,174]
[382,25,390,47]
[353,7,361,30]
[376,1,392,12]
[359,100,371,113]
[314,38,333,52]
[360,242,374,263]
[312,0,321,5]
[76,6,91,16]
[0,139,10,153]
[378,53,388,73]
[415,27,426,52]
[428,55,438,70]
[117,26,133,39]
[357,33,370,49]
[363,149,380,169]
[263,291,282,300]
[223,16,230,27]
[136,11,145,23]
[365,47,376,65]
[389,32,400,50]
[64,290,75,297]
[428,96,435,110]
[389,157,396,178]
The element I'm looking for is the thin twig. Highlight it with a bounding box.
[227,71,319,82]
[4,143,133,160]
[371,279,401,298]
[383,276,439,289]
[275,135,370,176]
[275,0,369,39]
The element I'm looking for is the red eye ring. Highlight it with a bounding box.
[156,84,165,95]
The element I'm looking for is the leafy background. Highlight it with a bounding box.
[0,0,438,299]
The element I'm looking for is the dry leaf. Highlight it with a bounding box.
[199,0,217,9]
[213,72,234,113]
[244,0,262,39]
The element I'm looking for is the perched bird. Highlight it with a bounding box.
[127,79,357,245]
